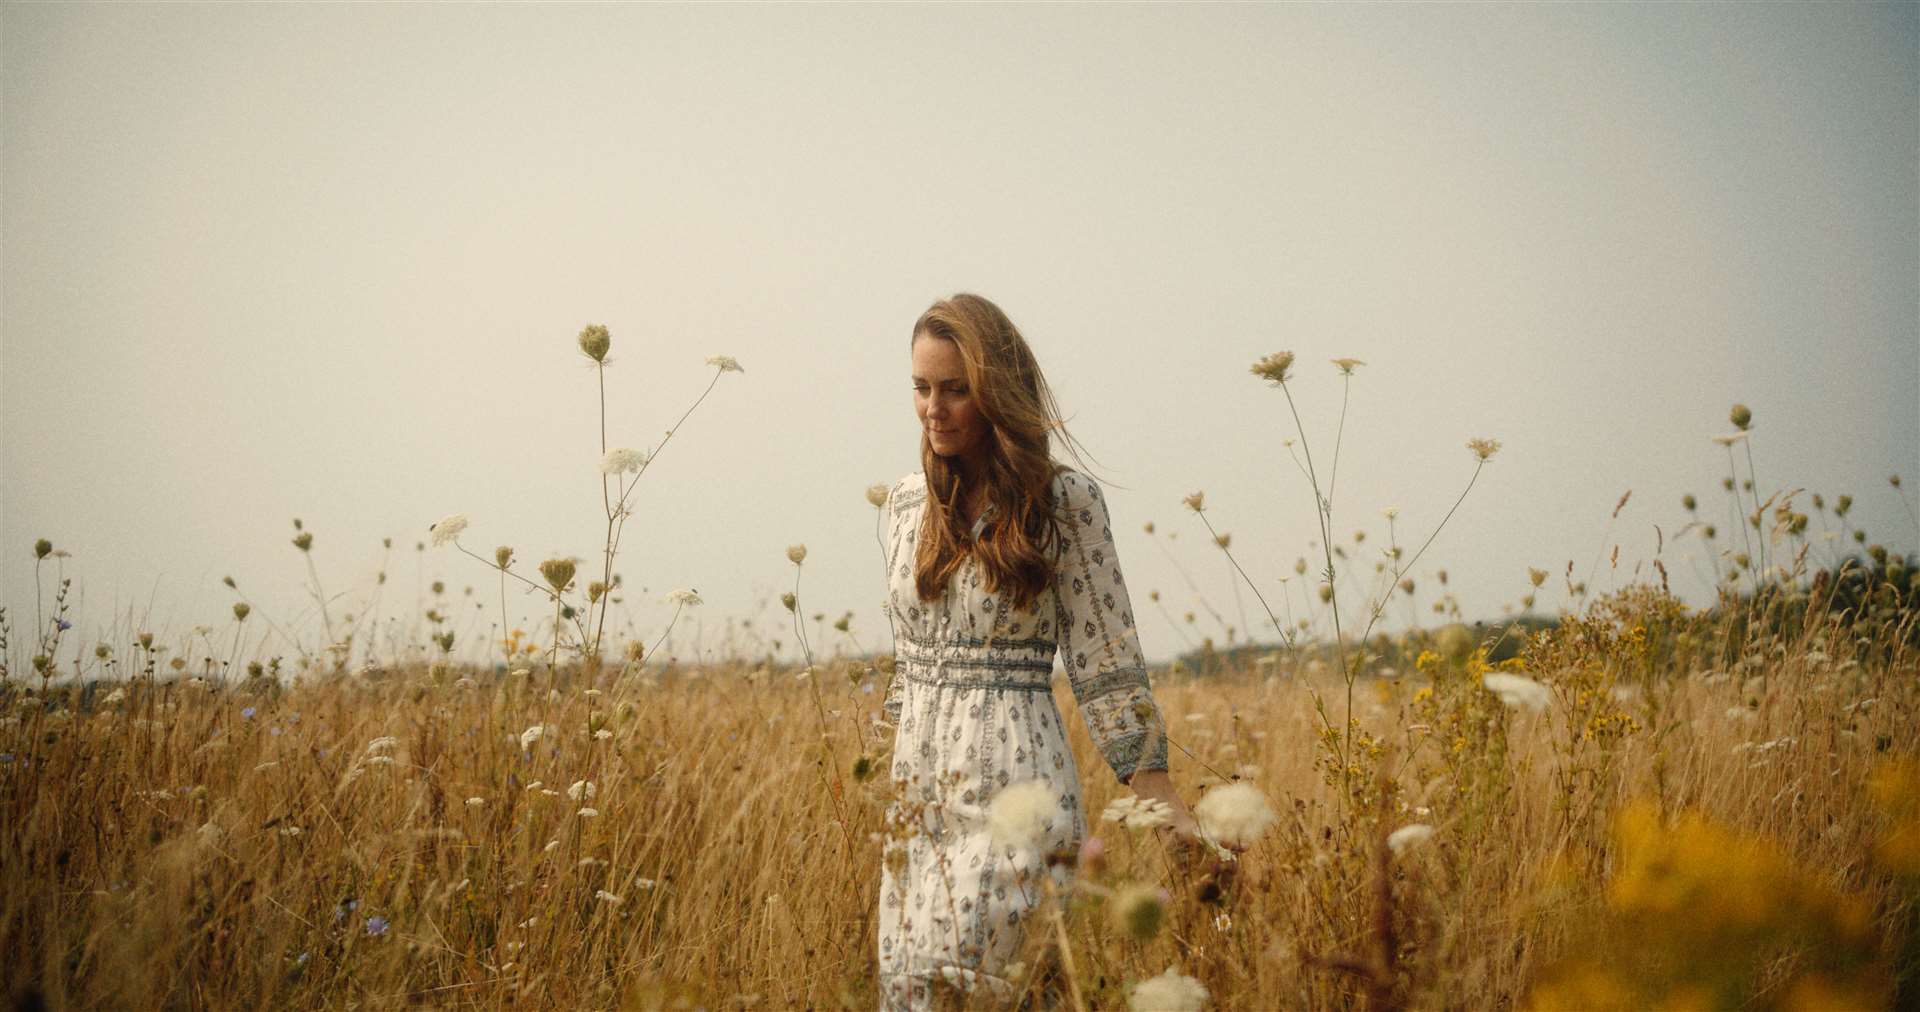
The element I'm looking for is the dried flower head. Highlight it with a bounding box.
[1195,782,1276,849]
[1387,823,1435,855]
[539,558,576,593]
[1182,492,1205,513]
[568,780,596,801]
[986,779,1056,851]
[578,324,611,363]
[1128,968,1208,1012]
[1467,438,1502,462]
[781,592,797,612]
[496,546,514,569]
[1482,671,1551,711]
[666,588,702,607]
[233,603,251,622]
[705,355,744,373]
[429,514,469,547]
[600,448,647,475]
[1528,567,1548,588]
[33,539,53,560]
[1250,351,1295,385]
[1112,883,1169,942]
[292,532,314,552]
[1382,506,1399,520]
[865,484,891,508]
[1330,357,1365,375]
[1729,403,1752,430]
[786,544,808,565]
[1712,432,1750,447]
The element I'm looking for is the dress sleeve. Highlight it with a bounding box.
[1051,473,1170,785]
[881,476,911,726]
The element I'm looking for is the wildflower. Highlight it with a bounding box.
[1129,967,1208,1012]
[578,324,611,363]
[1250,351,1296,385]
[1729,403,1752,430]
[1331,357,1365,375]
[1194,782,1276,849]
[986,780,1057,851]
[1466,438,1501,462]
[1382,506,1399,520]
[233,602,250,622]
[519,724,552,750]
[568,780,596,801]
[34,539,53,559]
[1528,567,1548,588]
[599,448,646,475]
[1482,671,1550,711]
[1182,491,1205,513]
[577,808,600,818]
[539,558,575,593]
[292,532,313,552]
[495,546,514,569]
[429,514,469,547]
[1711,432,1750,447]
[595,889,622,904]
[705,354,744,373]
[465,797,486,808]
[1213,533,1231,549]
[1102,795,1175,831]
[666,588,702,607]
[1112,883,1169,942]
[364,915,389,937]
[781,592,797,612]
[786,543,808,565]
[103,688,126,705]
[866,484,891,508]
[1387,823,1435,855]
[1682,494,1697,512]
[594,728,613,740]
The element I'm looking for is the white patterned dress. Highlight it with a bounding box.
[875,469,1170,1009]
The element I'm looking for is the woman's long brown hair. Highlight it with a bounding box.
[912,293,1094,611]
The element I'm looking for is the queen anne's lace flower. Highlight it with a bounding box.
[1128,967,1208,1012]
[1482,672,1550,711]
[666,588,702,606]
[1101,795,1174,830]
[429,514,469,547]
[1194,782,1277,849]
[1387,823,1435,855]
[987,780,1056,851]
[600,447,647,475]
[705,355,744,373]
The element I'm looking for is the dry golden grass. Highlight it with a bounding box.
[3,613,1914,1010]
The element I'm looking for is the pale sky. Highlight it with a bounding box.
[3,3,1915,672]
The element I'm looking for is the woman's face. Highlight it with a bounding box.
[912,335,988,462]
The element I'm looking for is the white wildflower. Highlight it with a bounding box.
[429,514,469,547]
[1481,672,1551,712]
[102,687,126,706]
[1381,507,1399,520]
[666,588,702,607]
[593,729,613,740]
[786,543,808,565]
[595,889,621,904]
[568,780,596,801]
[519,724,551,750]
[1712,432,1751,447]
[1102,795,1175,831]
[577,807,600,818]
[465,797,486,808]
[1194,782,1277,849]
[599,447,647,475]
[986,780,1056,851]
[1386,823,1435,855]
[705,355,744,373]
[866,483,891,508]
[1129,967,1209,1012]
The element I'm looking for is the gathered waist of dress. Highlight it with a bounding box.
[895,636,1056,693]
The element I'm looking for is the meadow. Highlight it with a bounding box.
[3,329,1916,1010]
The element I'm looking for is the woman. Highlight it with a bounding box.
[876,293,1202,1009]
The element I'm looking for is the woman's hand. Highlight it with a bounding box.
[1126,770,1235,894]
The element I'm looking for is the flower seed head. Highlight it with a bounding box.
[233,603,250,622]
[705,354,744,373]
[781,592,797,612]
[1250,351,1295,385]
[496,546,514,569]
[292,532,314,552]
[1729,403,1752,430]
[787,544,808,565]
[33,539,52,560]
[578,324,611,363]
[1112,884,1168,942]
[1330,357,1365,375]
[429,514,469,547]
[539,558,576,593]
[1182,491,1205,513]
[600,448,646,475]
[1467,438,1501,462]
[865,484,891,509]
[1682,494,1697,512]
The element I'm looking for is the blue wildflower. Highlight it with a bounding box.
[241,707,257,719]
[55,619,71,632]
[364,915,389,937]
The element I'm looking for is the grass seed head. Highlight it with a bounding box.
[577,324,611,363]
